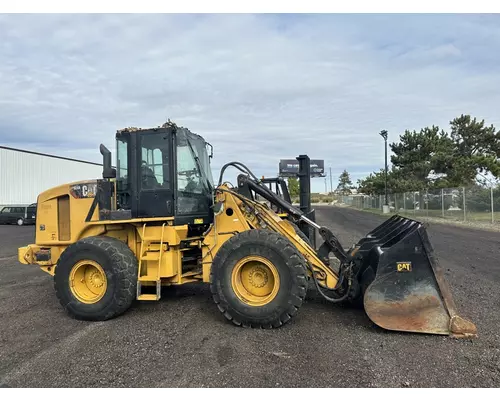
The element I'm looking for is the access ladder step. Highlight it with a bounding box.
[137,294,160,301]
[138,274,159,281]
[142,236,163,242]
[137,279,162,301]
[140,253,161,261]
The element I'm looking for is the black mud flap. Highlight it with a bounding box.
[352,215,477,338]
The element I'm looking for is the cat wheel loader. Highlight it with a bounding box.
[18,121,477,337]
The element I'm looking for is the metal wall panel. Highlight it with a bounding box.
[0,148,103,205]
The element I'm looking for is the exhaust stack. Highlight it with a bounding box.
[100,144,116,179]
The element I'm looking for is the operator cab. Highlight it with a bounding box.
[96,122,214,226]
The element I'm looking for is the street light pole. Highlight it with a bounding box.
[379,130,388,208]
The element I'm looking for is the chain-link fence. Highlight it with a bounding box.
[334,186,500,225]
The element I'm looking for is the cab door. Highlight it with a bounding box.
[136,130,175,218]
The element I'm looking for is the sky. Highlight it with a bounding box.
[1,13,500,193]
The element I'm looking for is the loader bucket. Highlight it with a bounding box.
[353,215,477,338]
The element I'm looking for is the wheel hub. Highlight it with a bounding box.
[69,260,107,304]
[248,267,268,288]
[231,256,280,306]
[89,272,104,288]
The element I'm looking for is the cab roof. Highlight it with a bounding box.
[116,120,207,143]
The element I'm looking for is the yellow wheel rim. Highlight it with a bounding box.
[231,256,280,306]
[69,260,107,304]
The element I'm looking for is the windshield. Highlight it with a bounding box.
[176,128,213,193]
[176,128,213,216]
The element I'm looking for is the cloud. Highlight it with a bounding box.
[1,13,499,192]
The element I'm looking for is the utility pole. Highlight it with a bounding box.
[379,130,388,209]
[324,178,327,193]
[329,167,333,194]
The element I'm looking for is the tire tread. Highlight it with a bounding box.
[54,235,137,321]
[210,229,308,329]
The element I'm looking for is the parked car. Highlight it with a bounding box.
[0,203,37,226]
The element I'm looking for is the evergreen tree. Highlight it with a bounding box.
[337,170,353,195]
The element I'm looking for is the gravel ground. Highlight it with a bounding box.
[0,208,499,388]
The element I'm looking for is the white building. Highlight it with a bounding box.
[0,146,103,206]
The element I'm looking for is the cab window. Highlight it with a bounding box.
[117,138,128,187]
[140,133,171,190]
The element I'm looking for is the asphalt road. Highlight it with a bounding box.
[0,207,499,388]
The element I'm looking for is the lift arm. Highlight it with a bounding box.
[210,183,352,295]
[236,174,349,264]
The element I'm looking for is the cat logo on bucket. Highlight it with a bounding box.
[397,262,412,272]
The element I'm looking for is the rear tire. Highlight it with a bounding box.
[210,229,308,328]
[54,236,137,321]
[17,218,24,226]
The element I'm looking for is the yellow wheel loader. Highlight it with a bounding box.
[18,121,477,337]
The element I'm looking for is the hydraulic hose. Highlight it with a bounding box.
[217,161,260,186]
[308,264,351,303]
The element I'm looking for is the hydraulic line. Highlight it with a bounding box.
[308,263,351,303]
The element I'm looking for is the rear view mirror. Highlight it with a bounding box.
[207,142,214,159]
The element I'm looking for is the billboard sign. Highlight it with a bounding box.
[279,159,325,177]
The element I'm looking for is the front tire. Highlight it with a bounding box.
[54,236,138,321]
[17,218,24,226]
[210,229,308,328]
